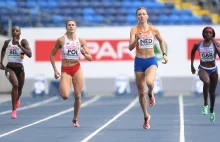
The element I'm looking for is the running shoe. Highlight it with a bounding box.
[143,115,151,129]
[148,95,155,107]
[16,99,20,108]
[72,120,80,127]
[210,112,215,122]
[202,105,208,115]
[11,110,17,119]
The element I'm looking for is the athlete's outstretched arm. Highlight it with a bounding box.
[154,28,168,64]
[0,40,10,70]
[129,27,139,51]
[18,39,32,58]
[191,42,199,74]
[79,38,92,61]
[154,28,165,54]
[50,38,61,79]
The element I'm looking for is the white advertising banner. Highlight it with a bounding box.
[10,25,220,79]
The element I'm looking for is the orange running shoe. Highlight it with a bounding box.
[143,115,151,129]
[72,120,80,127]
[148,94,155,107]
[16,99,20,108]
[11,110,17,119]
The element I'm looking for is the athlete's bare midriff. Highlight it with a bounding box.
[7,62,23,67]
[200,61,216,68]
[62,59,79,67]
[136,48,155,58]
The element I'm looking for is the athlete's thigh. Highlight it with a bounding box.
[209,72,218,91]
[145,65,157,84]
[72,68,84,94]
[17,71,25,89]
[198,68,209,82]
[59,73,72,96]
[135,72,146,91]
[5,68,18,86]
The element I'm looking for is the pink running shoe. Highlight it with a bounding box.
[11,110,17,119]
[148,94,155,107]
[72,120,80,127]
[16,99,20,108]
[143,115,151,129]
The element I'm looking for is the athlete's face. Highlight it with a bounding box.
[136,9,148,23]
[203,28,213,40]
[12,26,21,38]
[66,21,76,33]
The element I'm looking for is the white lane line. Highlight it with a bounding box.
[0,96,59,115]
[81,96,138,142]
[179,95,185,142]
[0,95,101,138]
[0,97,11,104]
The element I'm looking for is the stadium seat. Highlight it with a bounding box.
[169,15,182,25]
[52,15,65,24]
[158,15,170,25]
[202,16,212,24]
[0,0,215,28]
[126,15,137,25]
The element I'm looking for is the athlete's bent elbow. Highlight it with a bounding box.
[89,57,92,61]
[28,53,32,58]
[158,39,164,44]
[129,46,133,51]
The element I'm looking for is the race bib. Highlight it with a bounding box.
[65,42,81,59]
[200,48,215,62]
[138,35,154,49]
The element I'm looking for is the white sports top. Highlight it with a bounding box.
[7,39,24,63]
[198,40,216,62]
[60,35,81,60]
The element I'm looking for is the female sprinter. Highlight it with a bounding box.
[50,20,92,127]
[191,26,220,122]
[0,26,32,119]
[129,7,168,129]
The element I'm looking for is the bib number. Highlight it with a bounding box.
[9,50,18,55]
[67,49,78,56]
[139,38,153,49]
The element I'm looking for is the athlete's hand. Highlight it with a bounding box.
[0,63,5,70]
[54,70,60,79]
[212,39,220,48]
[80,47,85,55]
[162,55,168,64]
[191,65,196,74]
[136,32,142,40]
[13,36,20,45]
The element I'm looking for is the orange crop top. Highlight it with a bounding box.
[135,24,155,50]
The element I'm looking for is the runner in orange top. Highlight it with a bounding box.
[129,7,168,129]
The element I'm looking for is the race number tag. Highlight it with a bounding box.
[200,48,215,62]
[65,42,80,59]
[138,34,154,49]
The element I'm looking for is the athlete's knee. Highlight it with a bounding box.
[62,96,68,100]
[12,82,19,89]
[146,81,154,89]
[60,93,69,100]
[18,87,23,94]
[138,90,146,96]
[209,90,216,96]
[203,79,210,86]
[74,92,81,100]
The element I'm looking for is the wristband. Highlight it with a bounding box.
[163,53,167,56]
